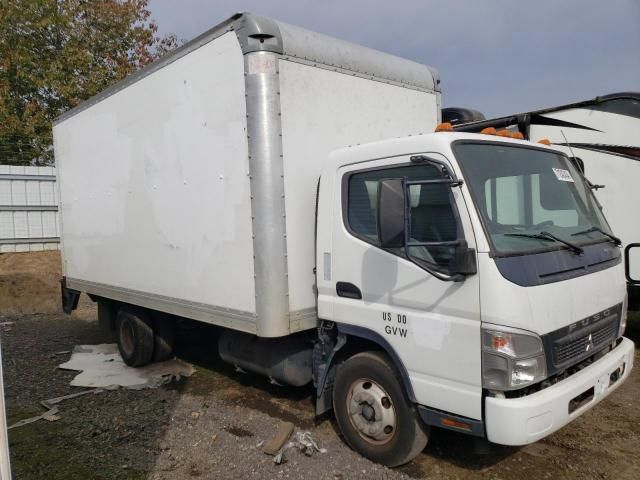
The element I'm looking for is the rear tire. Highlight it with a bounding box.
[333,351,429,467]
[116,307,154,367]
[153,313,176,362]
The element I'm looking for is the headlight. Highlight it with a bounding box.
[620,293,628,337]
[482,327,547,391]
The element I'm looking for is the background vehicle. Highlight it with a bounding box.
[450,93,640,309]
[54,13,633,466]
[442,106,485,125]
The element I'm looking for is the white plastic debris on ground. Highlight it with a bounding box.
[273,431,327,465]
[58,344,195,389]
[9,346,194,430]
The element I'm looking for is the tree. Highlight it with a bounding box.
[0,0,178,165]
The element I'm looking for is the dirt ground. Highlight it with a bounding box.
[1,251,639,480]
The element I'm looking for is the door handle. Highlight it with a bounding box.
[336,282,362,300]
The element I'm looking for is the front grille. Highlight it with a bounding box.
[554,320,618,365]
[542,304,622,375]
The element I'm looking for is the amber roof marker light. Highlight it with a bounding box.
[435,122,454,132]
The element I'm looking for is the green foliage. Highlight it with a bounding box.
[0,0,178,165]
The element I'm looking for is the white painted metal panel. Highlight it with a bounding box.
[0,182,10,204]
[12,212,27,238]
[279,60,439,313]
[27,211,43,237]
[54,32,256,318]
[42,211,58,237]
[10,181,26,205]
[276,19,438,92]
[538,109,640,146]
[0,212,12,239]
[26,181,40,205]
[0,167,60,249]
[39,182,56,205]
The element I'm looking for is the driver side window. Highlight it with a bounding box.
[346,164,459,269]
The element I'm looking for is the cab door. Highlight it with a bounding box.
[326,154,483,420]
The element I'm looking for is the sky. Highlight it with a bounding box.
[149,0,640,118]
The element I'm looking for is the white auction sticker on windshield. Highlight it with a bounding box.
[552,168,574,182]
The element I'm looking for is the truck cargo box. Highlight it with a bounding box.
[53,13,441,337]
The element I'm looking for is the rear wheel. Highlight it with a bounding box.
[116,307,154,367]
[333,351,429,467]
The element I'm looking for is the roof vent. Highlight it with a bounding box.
[248,33,278,48]
[233,14,283,54]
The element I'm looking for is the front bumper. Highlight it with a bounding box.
[485,337,634,445]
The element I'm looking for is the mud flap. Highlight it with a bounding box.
[60,277,80,314]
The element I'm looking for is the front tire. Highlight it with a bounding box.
[333,351,429,467]
[116,307,154,367]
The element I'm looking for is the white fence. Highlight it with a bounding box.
[0,165,60,253]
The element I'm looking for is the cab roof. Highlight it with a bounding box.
[329,132,554,168]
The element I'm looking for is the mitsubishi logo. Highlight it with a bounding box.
[585,333,594,352]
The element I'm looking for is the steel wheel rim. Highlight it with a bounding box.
[346,378,397,445]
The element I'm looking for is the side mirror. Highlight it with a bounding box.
[625,243,640,285]
[377,179,406,248]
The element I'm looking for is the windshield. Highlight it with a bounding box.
[454,142,613,256]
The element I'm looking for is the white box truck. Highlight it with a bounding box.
[54,13,634,467]
[450,93,640,309]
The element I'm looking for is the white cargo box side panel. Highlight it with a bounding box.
[54,32,257,329]
[279,60,439,317]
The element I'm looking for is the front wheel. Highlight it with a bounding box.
[333,351,429,467]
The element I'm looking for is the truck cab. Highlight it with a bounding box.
[315,131,634,465]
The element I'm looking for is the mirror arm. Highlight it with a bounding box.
[428,268,465,282]
[403,244,467,282]
[404,255,466,282]
[408,156,463,187]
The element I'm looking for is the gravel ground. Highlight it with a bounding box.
[2,251,640,479]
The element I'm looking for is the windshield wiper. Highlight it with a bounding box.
[571,226,621,246]
[504,231,584,255]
